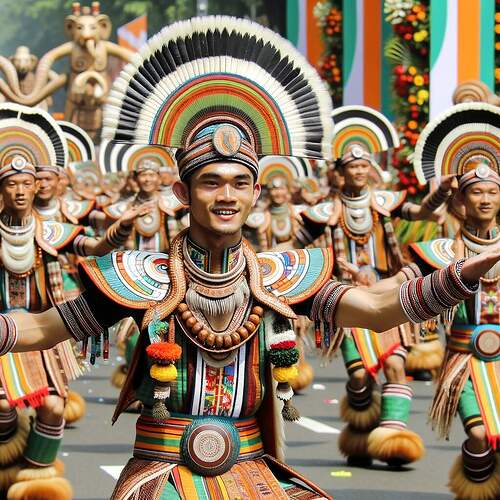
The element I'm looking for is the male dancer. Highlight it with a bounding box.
[0,104,148,498]
[411,103,499,500]
[0,18,495,500]
[301,105,451,467]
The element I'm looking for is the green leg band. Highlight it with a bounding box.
[458,378,483,431]
[24,419,64,466]
[341,335,363,375]
[379,384,412,426]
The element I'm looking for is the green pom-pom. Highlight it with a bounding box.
[270,347,299,367]
[152,400,170,421]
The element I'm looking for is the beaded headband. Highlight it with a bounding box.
[0,155,36,182]
[458,165,500,192]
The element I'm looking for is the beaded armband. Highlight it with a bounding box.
[399,259,478,323]
[422,186,451,212]
[105,221,133,248]
[56,295,108,363]
[400,263,423,281]
[310,280,353,351]
[0,315,18,356]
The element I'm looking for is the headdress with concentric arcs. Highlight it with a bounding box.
[58,120,96,164]
[102,16,333,181]
[258,156,314,188]
[413,102,500,185]
[0,103,67,181]
[99,140,176,175]
[331,105,399,160]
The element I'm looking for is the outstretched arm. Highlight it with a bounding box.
[7,308,71,352]
[319,246,499,333]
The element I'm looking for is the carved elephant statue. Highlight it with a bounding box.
[0,46,64,110]
[0,2,133,140]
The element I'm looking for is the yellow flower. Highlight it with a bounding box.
[413,30,428,42]
[414,75,424,86]
[417,11,426,21]
[408,66,417,75]
[417,89,429,105]
[273,365,298,383]
[150,363,177,383]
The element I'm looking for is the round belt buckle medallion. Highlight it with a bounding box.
[471,328,500,361]
[180,418,240,476]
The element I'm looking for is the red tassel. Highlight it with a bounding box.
[314,321,322,348]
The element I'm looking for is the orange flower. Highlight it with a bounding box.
[408,95,417,104]
[146,342,182,362]
[414,75,424,86]
[408,120,418,130]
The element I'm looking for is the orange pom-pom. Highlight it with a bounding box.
[146,342,182,362]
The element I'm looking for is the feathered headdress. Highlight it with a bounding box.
[99,140,175,175]
[413,102,500,188]
[102,16,333,180]
[0,103,67,181]
[58,120,96,165]
[331,105,399,183]
[258,156,314,188]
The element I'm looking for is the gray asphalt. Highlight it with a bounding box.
[62,349,461,500]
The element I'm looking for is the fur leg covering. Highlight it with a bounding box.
[448,445,500,500]
[0,465,21,493]
[0,411,30,467]
[340,391,381,431]
[338,425,372,466]
[367,426,425,465]
[63,391,86,426]
[406,340,444,373]
[7,477,73,500]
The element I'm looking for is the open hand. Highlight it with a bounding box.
[119,201,155,226]
[461,242,500,283]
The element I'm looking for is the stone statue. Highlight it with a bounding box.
[0,2,134,140]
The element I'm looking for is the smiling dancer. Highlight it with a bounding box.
[0,18,497,500]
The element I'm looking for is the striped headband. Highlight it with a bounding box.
[35,165,62,177]
[338,145,373,167]
[176,124,259,182]
[135,158,161,174]
[0,155,36,182]
[459,164,500,192]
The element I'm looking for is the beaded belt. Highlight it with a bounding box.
[134,413,264,476]
[448,325,500,362]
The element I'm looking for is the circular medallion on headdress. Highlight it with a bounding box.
[331,105,399,160]
[414,103,500,184]
[58,121,95,164]
[11,156,28,171]
[0,103,67,175]
[212,125,242,157]
[180,418,240,476]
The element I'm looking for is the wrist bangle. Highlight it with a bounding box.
[0,315,18,356]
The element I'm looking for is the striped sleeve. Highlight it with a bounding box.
[55,295,105,341]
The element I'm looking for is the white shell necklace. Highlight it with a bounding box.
[0,215,36,275]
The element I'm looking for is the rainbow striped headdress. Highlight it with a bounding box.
[102,16,333,181]
[58,121,96,165]
[0,104,67,182]
[99,140,176,175]
[331,105,399,163]
[258,156,314,189]
[414,103,500,186]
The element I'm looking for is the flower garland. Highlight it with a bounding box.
[384,0,430,198]
[314,0,343,106]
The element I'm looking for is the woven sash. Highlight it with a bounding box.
[133,413,264,463]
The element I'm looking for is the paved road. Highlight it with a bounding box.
[62,348,461,500]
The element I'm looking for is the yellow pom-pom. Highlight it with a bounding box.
[273,365,298,383]
[150,363,177,383]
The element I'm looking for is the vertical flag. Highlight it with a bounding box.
[286,0,324,67]
[430,0,495,118]
[342,0,392,113]
[117,14,148,52]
